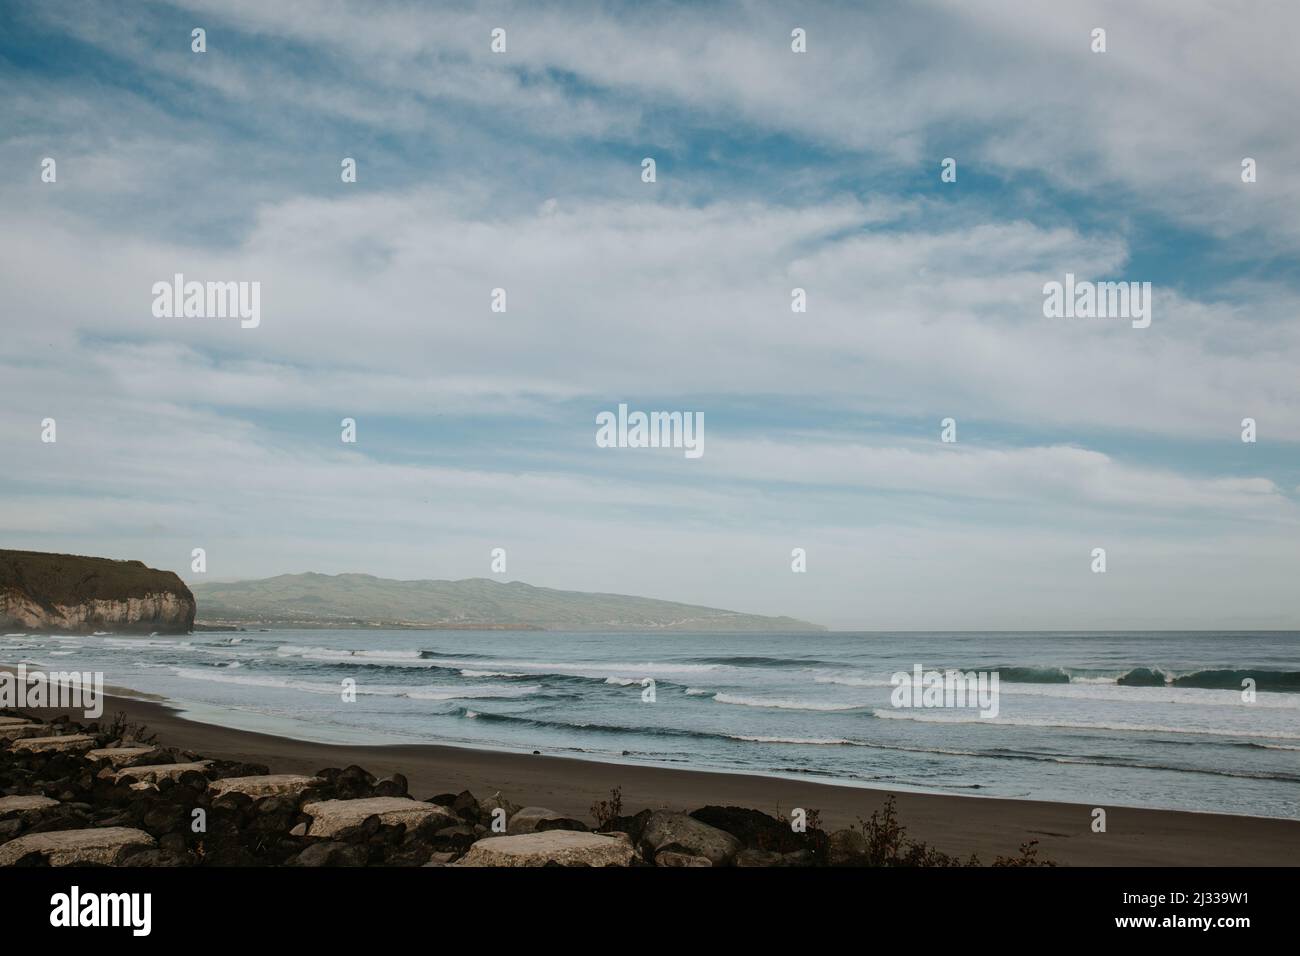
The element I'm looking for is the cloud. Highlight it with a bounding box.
[1,1,1296,627]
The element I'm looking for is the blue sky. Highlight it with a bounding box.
[1,0,1297,629]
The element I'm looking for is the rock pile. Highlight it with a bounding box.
[1,710,850,867]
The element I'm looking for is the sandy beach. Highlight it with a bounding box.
[14,690,1299,867]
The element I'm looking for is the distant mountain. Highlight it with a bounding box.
[190,573,823,632]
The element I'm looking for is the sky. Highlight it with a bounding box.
[1,0,1297,630]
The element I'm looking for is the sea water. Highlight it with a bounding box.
[4,629,1296,819]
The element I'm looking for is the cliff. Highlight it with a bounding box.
[0,549,195,634]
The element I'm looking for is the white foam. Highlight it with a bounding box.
[870,709,1300,740]
[713,693,866,712]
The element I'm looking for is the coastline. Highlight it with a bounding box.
[15,688,1300,866]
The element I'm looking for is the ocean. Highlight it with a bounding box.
[4,629,1297,820]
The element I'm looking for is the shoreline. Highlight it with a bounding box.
[14,689,1300,866]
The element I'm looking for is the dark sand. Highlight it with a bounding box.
[15,692,1299,866]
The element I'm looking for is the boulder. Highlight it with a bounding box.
[208,774,322,799]
[735,847,787,867]
[113,761,212,785]
[12,734,96,754]
[0,827,155,866]
[451,790,481,822]
[480,791,521,822]
[456,831,635,867]
[689,805,805,852]
[0,794,59,816]
[290,841,369,867]
[373,774,408,798]
[641,810,741,866]
[302,797,457,838]
[86,747,159,766]
[655,850,713,867]
[0,725,49,741]
[506,806,566,834]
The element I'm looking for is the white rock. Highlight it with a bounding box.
[86,747,158,766]
[0,827,154,866]
[302,797,457,837]
[0,794,59,815]
[209,774,322,798]
[506,806,566,834]
[457,831,636,867]
[12,734,96,753]
[113,761,212,784]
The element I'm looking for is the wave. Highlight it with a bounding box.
[276,644,427,662]
[728,734,857,745]
[687,655,836,667]
[170,667,539,700]
[712,693,869,712]
[869,708,1300,740]
[814,663,1300,695]
[813,674,893,688]
[453,708,728,741]
[990,664,1300,692]
[1167,668,1300,692]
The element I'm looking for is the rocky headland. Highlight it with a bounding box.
[0,550,195,635]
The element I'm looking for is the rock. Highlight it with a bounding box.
[506,806,566,835]
[118,848,191,867]
[655,850,713,867]
[641,811,741,866]
[208,774,322,799]
[599,809,652,843]
[828,828,868,866]
[480,790,521,823]
[0,548,195,634]
[289,823,308,837]
[302,797,457,838]
[734,847,787,867]
[373,774,408,798]
[0,795,59,816]
[534,817,590,833]
[690,805,805,852]
[113,761,212,785]
[290,841,369,867]
[456,831,636,867]
[0,724,49,740]
[0,827,155,866]
[451,790,481,822]
[424,851,456,866]
[86,747,159,766]
[430,824,477,853]
[12,734,96,754]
